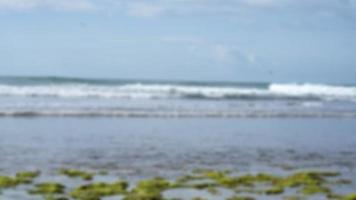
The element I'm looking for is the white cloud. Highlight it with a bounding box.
[160,36,255,65]
[126,2,166,17]
[0,0,95,11]
[209,44,257,65]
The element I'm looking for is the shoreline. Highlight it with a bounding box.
[1,168,356,200]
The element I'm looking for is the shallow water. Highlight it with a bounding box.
[1,118,356,199]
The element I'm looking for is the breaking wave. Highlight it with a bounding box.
[0,82,355,101]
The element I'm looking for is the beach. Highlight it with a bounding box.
[2,0,355,198]
[1,118,356,199]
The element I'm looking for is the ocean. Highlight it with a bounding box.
[1,76,356,199]
[0,76,355,118]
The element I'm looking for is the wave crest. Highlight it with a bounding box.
[0,83,355,101]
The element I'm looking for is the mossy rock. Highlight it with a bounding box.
[59,168,94,181]
[15,171,41,184]
[343,193,356,200]
[44,195,70,200]
[202,170,229,180]
[274,171,338,189]
[236,173,280,186]
[176,175,205,184]
[123,191,163,200]
[0,176,18,188]
[299,184,330,195]
[29,182,65,195]
[1,171,40,188]
[227,196,255,200]
[134,177,171,192]
[265,186,284,195]
[191,182,218,190]
[191,197,208,200]
[70,181,128,199]
[70,191,101,200]
[123,177,171,200]
[195,170,282,188]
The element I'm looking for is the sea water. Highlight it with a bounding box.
[1,77,356,199]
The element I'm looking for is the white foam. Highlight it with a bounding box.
[0,83,355,101]
[269,83,356,100]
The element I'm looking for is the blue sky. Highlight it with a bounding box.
[0,0,356,83]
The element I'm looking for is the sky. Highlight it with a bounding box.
[0,0,356,84]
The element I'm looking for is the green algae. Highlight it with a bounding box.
[178,170,346,198]
[190,182,218,190]
[274,172,321,188]
[265,186,284,195]
[269,171,340,197]
[70,180,128,200]
[44,195,69,200]
[300,184,330,195]
[59,168,94,181]
[199,171,279,188]
[123,191,163,200]
[227,195,255,200]
[123,177,171,200]
[15,171,41,184]
[343,194,356,200]
[29,182,65,195]
[174,169,346,198]
[134,177,171,192]
[176,175,206,184]
[191,197,208,200]
[1,169,355,200]
[0,171,40,189]
[0,176,18,188]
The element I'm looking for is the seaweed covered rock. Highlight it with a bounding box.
[0,176,18,188]
[70,180,128,200]
[124,177,171,200]
[1,171,40,189]
[227,196,255,200]
[44,195,70,200]
[197,170,279,188]
[272,171,337,196]
[15,171,41,184]
[275,171,337,188]
[265,186,284,195]
[344,194,356,200]
[59,168,94,181]
[300,184,330,195]
[29,182,65,195]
